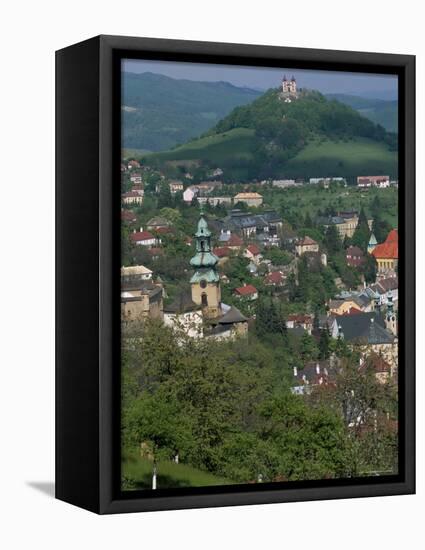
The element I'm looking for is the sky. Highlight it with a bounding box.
[123,59,398,100]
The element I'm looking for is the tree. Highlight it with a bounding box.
[318,327,331,359]
[351,207,371,251]
[324,224,341,255]
[157,181,173,208]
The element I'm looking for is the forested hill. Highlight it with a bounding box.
[143,88,398,181]
[122,72,261,152]
[207,88,396,147]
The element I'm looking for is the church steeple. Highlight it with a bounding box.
[385,291,397,335]
[190,210,221,318]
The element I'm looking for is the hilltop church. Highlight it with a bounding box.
[280,75,299,102]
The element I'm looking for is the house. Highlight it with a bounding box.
[121,191,144,205]
[272,179,296,188]
[291,357,339,395]
[357,175,390,188]
[233,192,263,207]
[198,196,232,207]
[148,247,164,260]
[244,244,262,264]
[226,233,244,251]
[121,209,137,224]
[130,230,159,247]
[183,186,197,204]
[163,291,204,339]
[368,277,398,307]
[212,246,232,264]
[295,236,319,256]
[221,209,283,238]
[346,245,365,267]
[169,180,184,194]
[309,177,346,185]
[286,314,313,334]
[336,312,397,369]
[234,284,258,301]
[264,271,286,286]
[121,279,163,324]
[371,229,398,274]
[317,211,373,239]
[121,264,153,281]
[360,353,392,384]
[127,159,141,170]
[146,217,171,231]
[130,172,142,185]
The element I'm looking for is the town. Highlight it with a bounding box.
[120,75,399,490]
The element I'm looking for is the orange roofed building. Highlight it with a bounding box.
[371,229,398,274]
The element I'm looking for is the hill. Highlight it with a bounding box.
[122,72,261,151]
[326,93,398,132]
[142,88,398,181]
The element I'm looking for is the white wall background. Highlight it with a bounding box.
[0,1,422,548]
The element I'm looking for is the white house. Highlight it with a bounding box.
[183,186,197,204]
[130,230,159,247]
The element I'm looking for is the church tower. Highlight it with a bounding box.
[289,75,297,94]
[190,210,221,319]
[282,74,289,93]
[385,292,397,335]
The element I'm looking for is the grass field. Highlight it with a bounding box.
[122,453,234,490]
[142,127,257,164]
[141,129,397,182]
[284,137,398,180]
[263,185,398,227]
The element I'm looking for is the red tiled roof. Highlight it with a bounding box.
[155,226,172,234]
[227,234,243,247]
[297,236,318,246]
[121,210,136,222]
[287,314,312,323]
[213,246,231,258]
[122,191,142,198]
[234,284,258,296]
[130,231,155,242]
[372,229,398,260]
[342,307,363,316]
[264,271,285,285]
[246,244,261,255]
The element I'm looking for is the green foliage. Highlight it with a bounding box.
[351,207,371,251]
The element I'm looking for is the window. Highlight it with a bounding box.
[201,293,208,307]
[200,279,207,289]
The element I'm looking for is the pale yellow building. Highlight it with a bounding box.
[233,192,263,208]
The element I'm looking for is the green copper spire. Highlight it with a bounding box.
[190,210,220,283]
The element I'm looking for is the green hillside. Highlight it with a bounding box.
[326,94,398,132]
[283,136,397,179]
[122,72,261,151]
[142,88,398,181]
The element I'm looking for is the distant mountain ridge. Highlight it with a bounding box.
[122,72,262,151]
[325,93,398,132]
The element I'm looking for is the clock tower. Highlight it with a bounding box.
[190,210,221,319]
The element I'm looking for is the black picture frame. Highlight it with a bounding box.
[56,34,415,514]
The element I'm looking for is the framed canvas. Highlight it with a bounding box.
[56,35,415,514]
